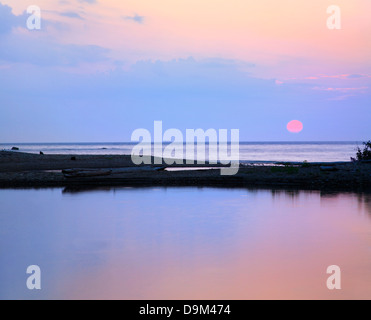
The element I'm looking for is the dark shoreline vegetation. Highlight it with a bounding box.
[0,151,370,191]
[353,140,371,161]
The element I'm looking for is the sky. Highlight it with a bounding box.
[0,0,370,142]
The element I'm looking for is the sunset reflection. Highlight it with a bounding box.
[1,188,369,300]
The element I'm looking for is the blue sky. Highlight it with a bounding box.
[0,1,370,142]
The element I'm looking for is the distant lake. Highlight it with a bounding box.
[0,187,370,299]
[0,141,362,162]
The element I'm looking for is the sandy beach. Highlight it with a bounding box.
[0,151,370,190]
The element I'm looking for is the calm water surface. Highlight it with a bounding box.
[0,187,370,300]
[0,142,361,162]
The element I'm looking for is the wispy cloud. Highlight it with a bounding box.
[0,32,110,66]
[312,86,369,101]
[1,56,370,141]
[0,2,22,34]
[0,3,62,34]
[59,11,84,20]
[77,0,97,4]
[306,74,371,80]
[122,13,145,24]
[327,95,355,101]
[313,86,368,92]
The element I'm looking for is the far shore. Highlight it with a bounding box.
[0,151,370,190]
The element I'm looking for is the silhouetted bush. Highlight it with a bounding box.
[354,141,371,161]
[302,160,310,168]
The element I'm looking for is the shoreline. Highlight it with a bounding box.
[0,151,370,191]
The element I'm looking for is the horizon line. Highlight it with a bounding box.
[0,140,365,145]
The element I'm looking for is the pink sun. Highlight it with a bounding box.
[287,120,303,133]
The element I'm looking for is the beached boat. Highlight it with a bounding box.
[62,168,113,178]
[62,166,166,178]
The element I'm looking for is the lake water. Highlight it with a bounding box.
[0,142,361,162]
[0,187,370,300]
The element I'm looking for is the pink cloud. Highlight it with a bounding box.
[316,74,371,80]
[313,86,368,92]
[327,94,355,101]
